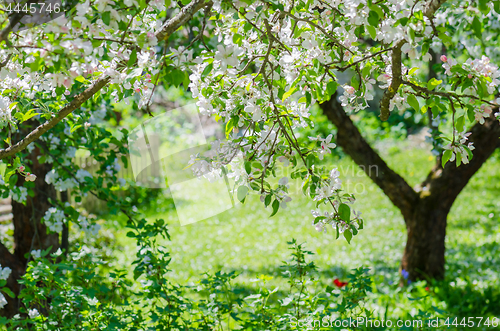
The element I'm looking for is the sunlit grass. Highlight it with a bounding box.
[111,141,500,326]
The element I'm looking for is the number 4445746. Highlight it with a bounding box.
[4,2,61,14]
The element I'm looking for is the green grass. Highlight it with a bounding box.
[111,140,500,329]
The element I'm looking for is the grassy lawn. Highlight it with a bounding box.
[111,138,500,328]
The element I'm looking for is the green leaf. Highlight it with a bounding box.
[421,42,430,57]
[494,0,500,14]
[282,87,296,101]
[264,194,272,207]
[326,81,338,98]
[409,67,419,75]
[170,68,185,87]
[128,49,137,67]
[462,145,473,160]
[29,58,40,71]
[427,78,442,91]
[407,94,419,111]
[471,16,482,39]
[351,75,359,90]
[368,10,380,27]
[431,105,440,118]
[442,149,453,167]
[102,12,111,26]
[366,25,376,39]
[478,0,490,14]
[2,287,15,298]
[9,174,17,187]
[339,203,350,222]
[201,63,213,78]
[21,109,39,122]
[314,216,327,224]
[344,229,352,244]
[467,107,475,122]
[232,33,243,45]
[270,199,280,217]
[456,115,465,132]
[244,161,251,174]
[306,154,315,168]
[237,185,248,203]
[91,39,103,48]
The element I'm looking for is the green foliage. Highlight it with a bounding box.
[1,229,374,330]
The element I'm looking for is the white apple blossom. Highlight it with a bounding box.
[0,293,7,309]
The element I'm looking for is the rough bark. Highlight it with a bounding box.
[320,95,500,283]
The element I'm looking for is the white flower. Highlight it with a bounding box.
[43,207,65,233]
[28,308,40,319]
[25,173,37,182]
[278,177,289,186]
[343,85,355,95]
[0,265,12,280]
[12,187,28,203]
[214,45,240,68]
[318,134,336,160]
[31,250,42,259]
[0,293,7,309]
[330,168,340,179]
[75,169,92,182]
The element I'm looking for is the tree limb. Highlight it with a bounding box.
[423,0,448,18]
[320,96,419,220]
[379,40,404,121]
[379,0,447,121]
[0,0,211,161]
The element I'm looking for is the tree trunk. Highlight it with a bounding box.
[400,198,449,283]
[1,142,58,318]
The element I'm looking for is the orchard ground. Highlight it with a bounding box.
[106,135,500,327]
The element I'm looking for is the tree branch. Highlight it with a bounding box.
[379,40,404,121]
[156,0,211,41]
[423,0,448,18]
[379,0,447,121]
[320,95,419,220]
[0,0,212,161]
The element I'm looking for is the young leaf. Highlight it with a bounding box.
[427,78,442,91]
[339,203,350,222]
[344,229,352,244]
[442,149,453,168]
[237,185,249,203]
[407,94,419,112]
[270,199,280,217]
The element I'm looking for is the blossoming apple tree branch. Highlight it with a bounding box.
[0,0,211,160]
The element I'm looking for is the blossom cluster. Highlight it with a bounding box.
[310,168,363,237]
[42,207,66,233]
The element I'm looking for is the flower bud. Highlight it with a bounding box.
[440,55,447,62]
